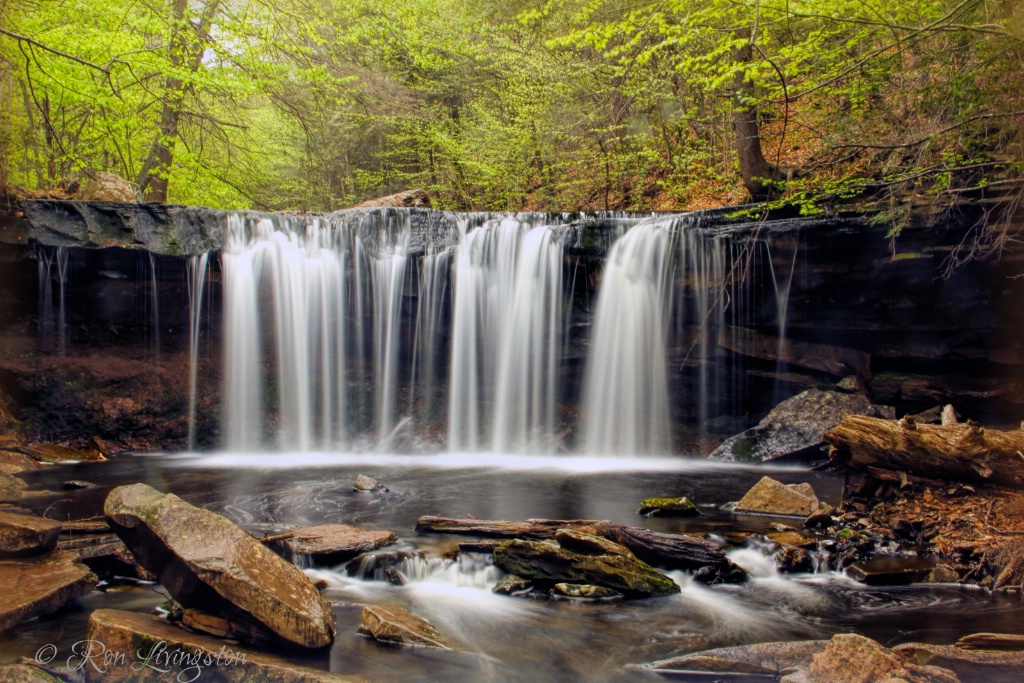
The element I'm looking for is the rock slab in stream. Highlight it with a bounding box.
[357,605,453,649]
[736,477,821,517]
[645,640,829,676]
[493,529,680,597]
[0,510,61,555]
[552,583,621,599]
[894,642,1024,683]
[636,497,699,517]
[781,634,960,683]
[710,389,893,463]
[0,550,96,632]
[292,524,398,564]
[104,483,336,649]
[84,609,362,683]
[17,443,105,463]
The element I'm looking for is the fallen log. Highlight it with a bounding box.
[825,415,1024,488]
[415,516,729,570]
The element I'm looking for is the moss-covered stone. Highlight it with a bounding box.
[492,574,532,595]
[552,583,622,599]
[636,497,700,517]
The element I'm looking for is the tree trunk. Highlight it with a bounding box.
[135,0,219,202]
[732,35,775,202]
[825,415,1024,488]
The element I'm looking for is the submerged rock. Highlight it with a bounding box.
[353,474,388,492]
[645,640,828,676]
[636,497,699,517]
[736,477,821,517]
[492,529,679,597]
[551,583,622,599]
[292,524,398,564]
[0,550,96,632]
[781,634,959,683]
[709,389,892,463]
[0,511,60,556]
[357,605,453,649]
[85,609,359,683]
[104,483,335,649]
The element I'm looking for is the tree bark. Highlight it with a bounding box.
[414,516,729,569]
[732,34,775,202]
[825,415,1024,488]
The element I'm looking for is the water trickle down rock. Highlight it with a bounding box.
[709,388,894,463]
[104,483,336,649]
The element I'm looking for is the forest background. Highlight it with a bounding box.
[0,0,1021,225]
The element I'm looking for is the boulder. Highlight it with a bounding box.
[104,483,335,649]
[552,583,621,599]
[767,531,815,548]
[0,664,63,683]
[895,642,1024,683]
[351,188,431,209]
[0,473,27,503]
[492,574,532,595]
[781,634,960,683]
[736,477,821,517]
[75,171,137,202]
[492,529,680,597]
[0,451,39,475]
[17,443,105,463]
[645,640,828,676]
[709,389,892,463]
[0,511,61,556]
[353,474,388,492]
[636,497,699,517]
[84,609,360,683]
[292,524,398,564]
[357,605,453,649]
[0,551,96,632]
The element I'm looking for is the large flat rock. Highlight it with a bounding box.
[104,483,335,649]
[0,510,61,555]
[646,640,828,675]
[895,642,1024,683]
[0,550,96,632]
[357,605,454,649]
[85,609,363,683]
[292,524,398,564]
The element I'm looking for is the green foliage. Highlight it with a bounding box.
[0,0,1020,211]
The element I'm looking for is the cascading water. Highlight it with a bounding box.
[582,219,676,455]
[186,253,209,451]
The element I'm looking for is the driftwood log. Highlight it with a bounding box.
[415,516,728,570]
[825,415,1024,488]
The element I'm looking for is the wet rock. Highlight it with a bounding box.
[384,568,405,586]
[692,561,748,585]
[292,524,398,564]
[846,557,936,586]
[552,583,622,599]
[181,607,273,644]
[0,450,40,475]
[88,435,115,457]
[458,540,503,554]
[955,633,1024,651]
[781,634,960,683]
[925,565,960,584]
[776,547,815,573]
[803,510,837,529]
[710,389,892,463]
[85,609,360,682]
[60,519,111,534]
[768,531,815,548]
[353,474,388,492]
[736,477,821,517]
[17,443,104,463]
[493,530,680,598]
[357,605,453,649]
[76,171,137,202]
[894,642,1024,683]
[636,497,699,517]
[0,473,27,503]
[345,550,419,580]
[0,663,63,683]
[0,511,61,556]
[0,550,96,632]
[492,574,533,595]
[645,640,828,676]
[104,483,335,649]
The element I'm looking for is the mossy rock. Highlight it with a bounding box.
[637,497,700,517]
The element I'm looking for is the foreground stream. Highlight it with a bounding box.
[3,454,1023,682]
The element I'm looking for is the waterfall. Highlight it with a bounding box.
[582,219,675,455]
[186,252,209,450]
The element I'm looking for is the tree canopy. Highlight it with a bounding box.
[0,0,1020,215]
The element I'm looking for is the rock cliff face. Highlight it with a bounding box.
[0,199,1020,452]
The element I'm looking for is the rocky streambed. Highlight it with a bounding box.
[0,441,1023,682]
